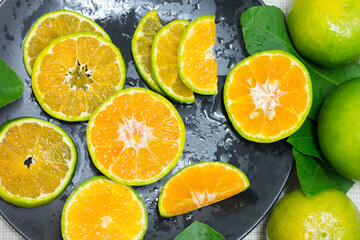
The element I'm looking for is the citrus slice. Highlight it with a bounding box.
[151,20,195,103]
[132,10,164,94]
[0,117,77,208]
[87,87,185,186]
[32,32,126,122]
[178,15,218,95]
[158,161,250,217]
[23,10,111,76]
[224,50,312,143]
[61,176,147,240]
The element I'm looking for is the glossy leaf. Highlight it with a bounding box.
[174,221,225,240]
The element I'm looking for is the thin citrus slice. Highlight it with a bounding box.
[0,117,77,208]
[178,15,218,95]
[158,161,250,217]
[224,50,312,143]
[132,10,164,94]
[32,32,126,122]
[87,87,185,186]
[61,176,147,240]
[23,10,111,76]
[151,20,195,103]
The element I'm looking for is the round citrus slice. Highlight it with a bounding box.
[0,117,77,208]
[61,176,147,240]
[32,32,126,122]
[224,50,312,143]
[158,161,250,217]
[132,10,164,94]
[87,87,185,186]
[178,15,218,95]
[151,20,195,103]
[23,10,111,76]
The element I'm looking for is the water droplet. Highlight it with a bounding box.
[265,25,270,33]
[254,40,263,46]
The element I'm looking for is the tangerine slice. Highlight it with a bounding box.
[61,176,147,240]
[0,117,77,208]
[224,50,312,143]
[87,87,185,185]
[158,161,250,217]
[32,32,126,122]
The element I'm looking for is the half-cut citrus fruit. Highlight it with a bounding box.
[32,32,126,122]
[178,15,218,95]
[0,117,77,208]
[23,10,110,76]
[158,161,249,217]
[151,20,195,103]
[224,50,312,143]
[61,176,147,240]
[87,87,185,186]
[132,10,164,94]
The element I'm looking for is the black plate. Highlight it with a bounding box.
[0,0,293,239]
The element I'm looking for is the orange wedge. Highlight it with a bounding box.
[177,15,218,95]
[158,161,250,217]
[223,50,312,143]
[87,87,185,186]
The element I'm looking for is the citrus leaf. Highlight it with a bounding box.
[293,148,354,196]
[240,6,360,120]
[174,221,225,240]
[288,119,325,164]
[0,58,24,108]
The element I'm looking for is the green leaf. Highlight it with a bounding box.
[293,148,354,196]
[240,6,360,120]
[174,221,225,240]
[0,58,24,108]
[288,119,324,163]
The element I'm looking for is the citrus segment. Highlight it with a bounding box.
[61,176,147,240]
[32,32,126,122]
[178,15,218,95]
[151,20,195,103]
[132,10,164,94]
[158,161,250,217]
[87,87,185,186]
[0,117,77,208]
[23,10,110,75]
[224,50,312,143]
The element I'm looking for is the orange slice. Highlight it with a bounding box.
[224,50,312,143]
[87,87,185,186]
[23,10,111,76]
[158,161,250,217]
[0,117,77,208]
[177,15,218,95]
[32,32,126,122]
[61,176,147,240]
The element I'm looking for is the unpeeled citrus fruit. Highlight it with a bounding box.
[0,117,77,208]
[288,0,360,68]
[23,10,110,75]
[151,20,195,103]
[267,188,360,240]
[318,77,360,180]
[158,161,249,217]
[87,87,185,186]
[32,32,126,122]
[132,10,164,94]
[224,50,312,143]
[61,176,147,240]
[178,15,218,95]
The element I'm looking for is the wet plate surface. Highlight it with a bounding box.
[0,0,293,239]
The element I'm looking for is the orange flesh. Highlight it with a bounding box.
[180,18,218,91]
[0,122,71,198]
[227,54,309,138]
[89,91,181,181]
[36,36,123,118]
[64,179,144,239]
[160,163,247,216]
